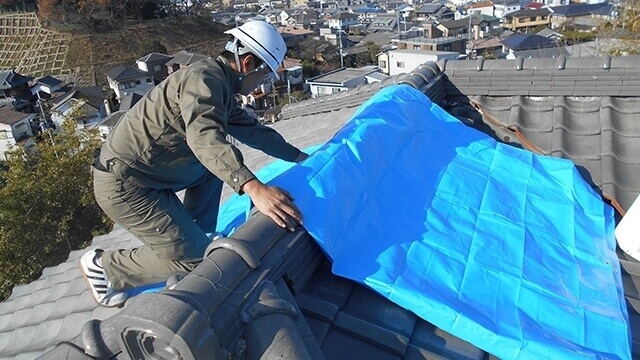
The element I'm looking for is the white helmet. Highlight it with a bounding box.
[224,20,286,77]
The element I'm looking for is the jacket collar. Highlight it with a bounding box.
[216,55,242,93]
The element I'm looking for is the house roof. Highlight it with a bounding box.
[165,50,210,67]
[104,66,149,82]
[550,2,612,17]
[0,105,34,125]
[506,7,551,17]
[136,52,173,64]
[536,26,563,39]
[94,110,126,129]
[306,67,380,85]
[468,0,493,9]
[36,76,62,88]
[0,70,32,91]
[502,33,559,51]
[51,86,107,111]
[512,46,569,58]
[439,14,499,29]
[1,56,640,359]
[277,25,314,36]
[416,3,448,14]
[117,92,144,112]
[468,36,503,50]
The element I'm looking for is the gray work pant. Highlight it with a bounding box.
[92,165,222,291]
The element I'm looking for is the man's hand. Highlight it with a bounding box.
[242,179,303,232]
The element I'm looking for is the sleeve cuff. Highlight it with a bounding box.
[228,166,256,194]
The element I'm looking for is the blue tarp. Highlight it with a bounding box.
[216,85,631,359]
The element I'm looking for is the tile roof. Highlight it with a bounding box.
[1,56,639,359]
[551,2,612,17]
[35,76,62,88]
[51,87,107,111]
[506,7,551,17]
[165,50,210,67]
[136,52,173,63]
[104,66,149,82]
[501,33,559,51]
[0,105,34,126]
[0,70,32,91]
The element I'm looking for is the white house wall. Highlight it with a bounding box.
[0,123,16,157]
[388,51,459,75]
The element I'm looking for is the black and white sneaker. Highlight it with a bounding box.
[79,249,128,307]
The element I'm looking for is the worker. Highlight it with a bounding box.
[80,20,308,307]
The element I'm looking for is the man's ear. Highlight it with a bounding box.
[240,54,254,73]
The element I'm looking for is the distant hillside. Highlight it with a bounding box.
[0,12,230,86]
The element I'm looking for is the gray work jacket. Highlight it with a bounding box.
[101,57,300,193]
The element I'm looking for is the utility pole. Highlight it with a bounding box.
[338,29,344,68]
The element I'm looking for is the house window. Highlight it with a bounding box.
[397,61,405,68]
[413,45,421,50]
[146,78,153,83]
[518,18,526,23]
[0,131,7,139]
[135,80,141,85]
[530,17,536,21]
[119,84,126,90]
[379,60,387,68]
[153,64,162,72]
[541,16,547,20]
[443,44,452,51]
[332,88,341,93]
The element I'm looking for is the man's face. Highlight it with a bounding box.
[238,55,270,95]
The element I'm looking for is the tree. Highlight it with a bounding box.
[597,0,640,55]
[0,118,111,301]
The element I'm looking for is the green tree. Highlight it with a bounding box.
[0,118,111,301]
[598,0,640,55]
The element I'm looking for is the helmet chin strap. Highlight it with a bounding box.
[227,38,246,81]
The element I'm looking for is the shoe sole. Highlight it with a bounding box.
[78,252,124,308]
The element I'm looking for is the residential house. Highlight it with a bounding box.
[165,50,210,75]
[549,2,613,30]
[493,0,521,19]
[94,111,126,141]
[392,29,467,53]
[327,11,359,30]
[4,56,639,360]
[0,105,35,157]
[136,52,173,84]
[532,0,568,6]
[367,13,398,32]
[287,8,315,29]
[0,70,32,107]
[467,1,495,17]
[105,66,154,101]
[352,6,387,24]
[306,66,380,97]
[414,3,455,21]
[438,14,501,40]
[503,7,552,31]
[30,75,63,96]
[277,25,315,47]
[467,36,504,58]
[382,48,459,75]
[501,33,567,59]
[278,9,295,25]
[536,26,564,40]
[262,8,281,25]
[50,86,107,129]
